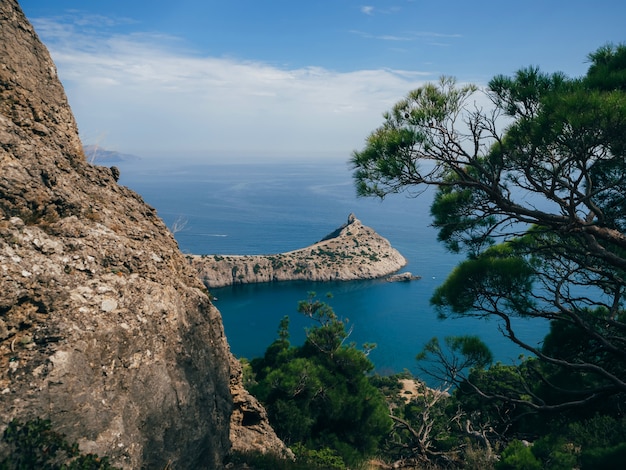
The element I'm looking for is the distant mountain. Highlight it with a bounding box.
[83,144,141,163]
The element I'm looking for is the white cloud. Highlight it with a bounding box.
[349,29,413,42]
[361,6,375,15]
[33,15,436,162]
[350,29,462,43]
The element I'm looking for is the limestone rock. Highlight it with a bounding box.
[0,1,249,467]
[190,213,408,288]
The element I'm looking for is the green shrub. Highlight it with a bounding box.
[581,442,626,470]
[291,443,346,470]
[228,446,345,470]
[0,418,118,470]
[531,435,577,470]
[566,414,626,450]
[495,440,541,470]
[227,451,297,470]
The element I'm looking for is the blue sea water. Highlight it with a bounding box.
[116,158,548,376]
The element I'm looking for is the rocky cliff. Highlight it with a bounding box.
[190,214,408,289]
[0,1,287,467]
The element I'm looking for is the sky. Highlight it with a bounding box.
[19,0,626,162]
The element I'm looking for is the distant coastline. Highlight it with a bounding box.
[84,144,141,164]
[189,214,417,288]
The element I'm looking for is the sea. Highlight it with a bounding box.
[115,158,548,377]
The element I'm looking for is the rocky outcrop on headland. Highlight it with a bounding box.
[190,213,408,289]
[0,1,288,467]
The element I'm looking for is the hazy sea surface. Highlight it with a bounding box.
[117,158,548,376]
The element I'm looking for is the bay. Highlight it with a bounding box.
[116,158,547,376]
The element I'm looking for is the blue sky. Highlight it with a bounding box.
[20,0,626,161]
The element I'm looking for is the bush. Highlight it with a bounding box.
[0,418,118,469]
[291,444,346,470]
[228,446,346,470]
[581,442,626,470]
[227,451,298,470]
[495,440,541,470]
[530,435,577,470]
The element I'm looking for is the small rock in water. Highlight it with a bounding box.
[386,272,421,282]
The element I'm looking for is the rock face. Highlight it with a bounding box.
[0,1,285,468]
[190,213,408,289]
[229,359,294,460]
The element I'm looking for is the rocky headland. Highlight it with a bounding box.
[189,213,411,289]
[0,1,289,467]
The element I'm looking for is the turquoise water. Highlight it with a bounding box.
[117,159,547,375]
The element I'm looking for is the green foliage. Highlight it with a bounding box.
[455,362,530,423]
[369,372,407,397]
[290,444,346,470]
[495,441,541,470]
[430,185,497,254]
[416,335,494,387]
[238,357,256,389]
[230,445,346,470]
[349,43,626,469]
[0,418,118,470]
[430,243,535,317]
[395,390,460,453]
[228,448,340,470]
[531,436,577,470]
[249,294,391,468]
[454,362,626,468]
[565,414,626,450]
[272,257,286,270]
[495,430,623,470]
[586,43,626,91]
[534,314,626,413]
[352,43,626,418]
[580,442,626,470]
[351,77,477,199]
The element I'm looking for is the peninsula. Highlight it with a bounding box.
[189,214,413,288]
